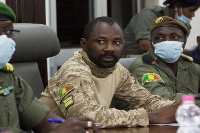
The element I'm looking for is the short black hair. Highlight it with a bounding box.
[163,0,200,8]
[83,16,124,40]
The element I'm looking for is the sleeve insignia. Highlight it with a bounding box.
[0,63,14,73]
[142,73,164,85]
[63,95,74,110]
[60,83,75,99]
[0,86,14,96]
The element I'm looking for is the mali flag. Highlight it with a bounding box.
[60,84,74,99]
[142,73,164,85]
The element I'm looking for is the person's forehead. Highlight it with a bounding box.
[152,26,184,35]
[0,20,13,29]
[91,22,123,37]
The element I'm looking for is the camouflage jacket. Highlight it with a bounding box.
[40,50,174,128]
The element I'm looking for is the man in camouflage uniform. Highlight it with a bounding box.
[129,16,200,106]
[40,16,181,128]
[0,2,98,133]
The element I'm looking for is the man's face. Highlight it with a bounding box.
[0,21,14,39]
[81,22,124,68]
[151,26,186,47]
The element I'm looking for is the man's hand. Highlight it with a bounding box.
[148,100,182,124]
[33,112,99,133]
[50,116,99,133]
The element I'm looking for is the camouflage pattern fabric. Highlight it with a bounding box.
[40,50,174,128]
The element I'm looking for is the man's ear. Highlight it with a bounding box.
[80,38,87,52]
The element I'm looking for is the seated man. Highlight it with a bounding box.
[129,16,200,106]
[40,16,181,128]
[0,2,98,133]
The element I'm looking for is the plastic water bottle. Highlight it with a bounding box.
[176,95,200,133]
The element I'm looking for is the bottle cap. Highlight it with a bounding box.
[182,95,195,102]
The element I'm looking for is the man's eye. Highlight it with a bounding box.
[114,41,121,45]
[97,40,105,44]
[6,30,12,35]
[155,37,163,40]
[174,36,179,39]
[172,36,180,40]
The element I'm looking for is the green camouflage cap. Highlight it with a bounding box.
[0,2,16,22]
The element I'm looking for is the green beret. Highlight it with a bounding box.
[0,2,16,22]
[150,16,189,35]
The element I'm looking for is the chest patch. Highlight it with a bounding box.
[142,73,164,85]
[60,83,75,99]
[0,86,14,96]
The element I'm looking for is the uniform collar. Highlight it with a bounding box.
[81,50,117,78]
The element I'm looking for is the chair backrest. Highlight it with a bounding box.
[10,23,60,98]
[50,48,138,76]
[50,48,81,77]
[118,58,137,69]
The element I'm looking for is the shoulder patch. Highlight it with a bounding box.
[63,95,74,110]
[60,83,75,99]
[142,73,164,85]
[180,53,193,62]
[0,63,14,73]
[0,86,14,96]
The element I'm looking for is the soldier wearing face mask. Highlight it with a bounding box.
[129,16,200,107]
[122,0,200,57]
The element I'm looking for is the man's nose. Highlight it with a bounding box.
[104,42,115,52]
[165,37,171,41]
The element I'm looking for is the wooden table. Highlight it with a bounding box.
[99,125,178,133]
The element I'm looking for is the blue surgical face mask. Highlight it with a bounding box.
[153,41,183,63]
[0,35,16,68]
[175,8,191,24]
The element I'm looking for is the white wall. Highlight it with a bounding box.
[185,8,200,50]
[93,0,107,18]
[158,0,165,6]
[145,0,159,8]
[45,0,57,79]
[146,0,199,50]
[0,0,5,3]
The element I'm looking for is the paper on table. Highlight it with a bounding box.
[149,123,179,126]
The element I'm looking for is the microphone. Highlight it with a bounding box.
[142,54,200,97]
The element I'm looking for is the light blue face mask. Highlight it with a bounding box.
[175,8,191,24]
[153,41,183,63]
[0,35,16,68]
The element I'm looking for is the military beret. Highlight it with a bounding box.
[0,2,16,22]
[150,16,189,35]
